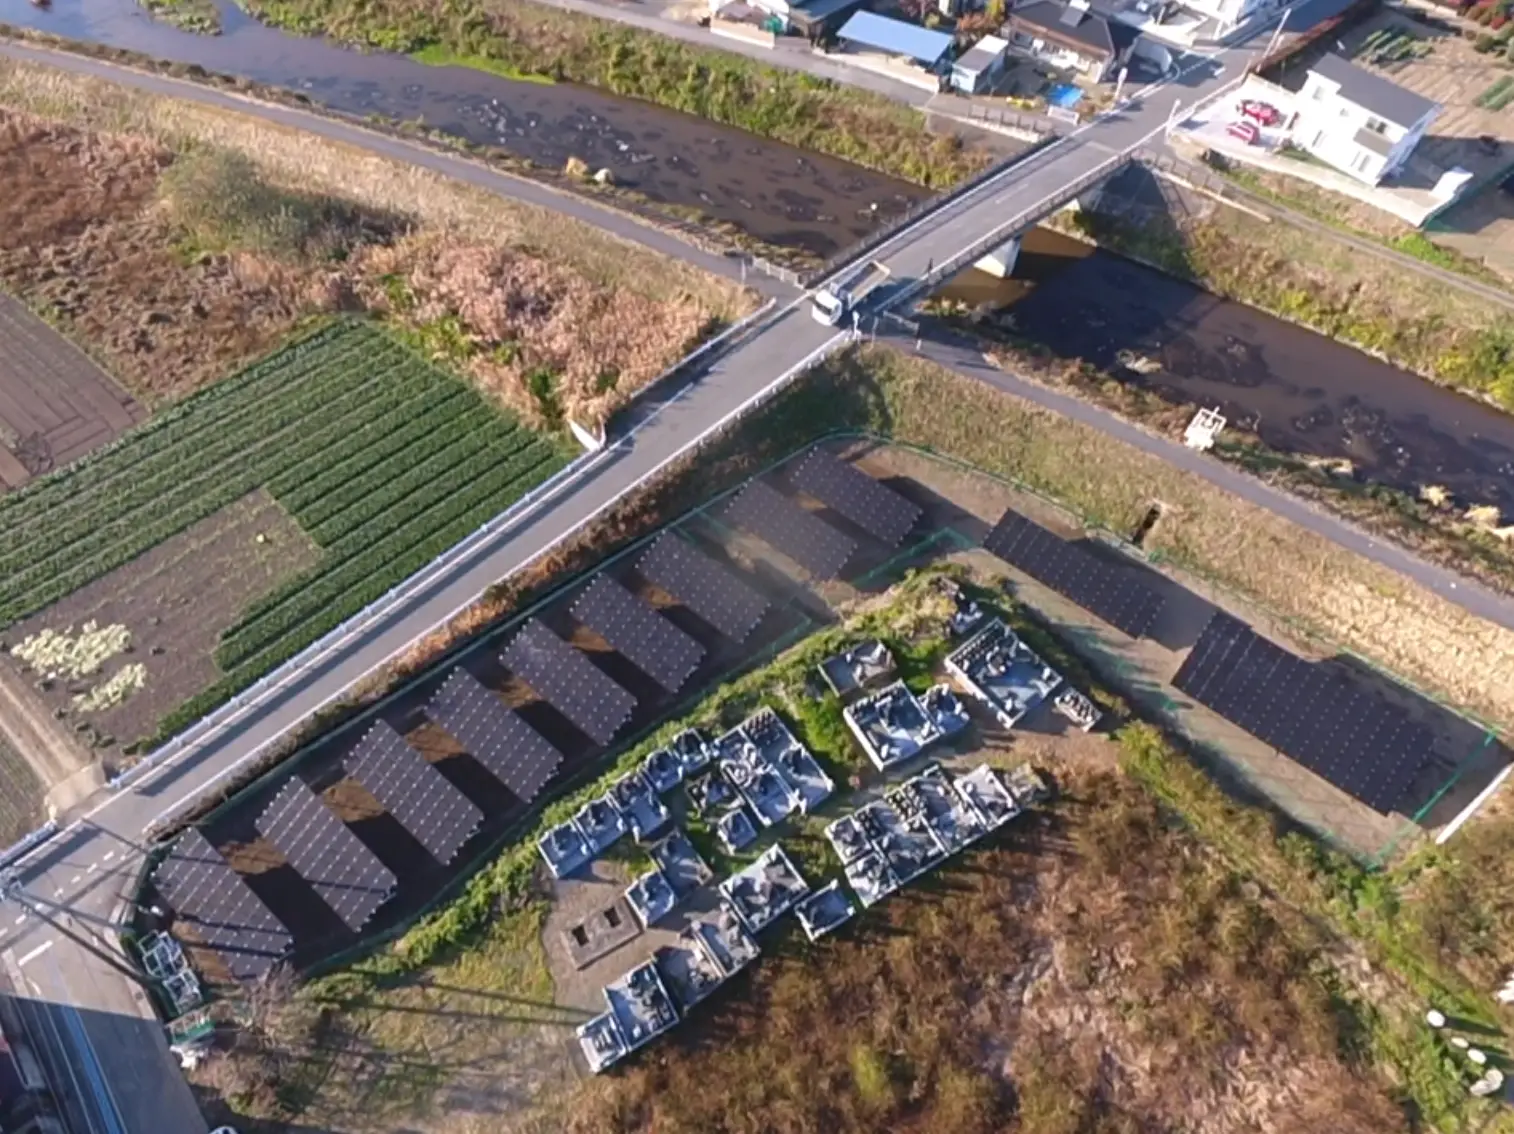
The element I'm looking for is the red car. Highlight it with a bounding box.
[1226,121,1260,145]
[1238,99,1283,127]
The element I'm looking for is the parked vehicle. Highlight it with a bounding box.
[1226,121,1260,145]
[1237,99,1282,127]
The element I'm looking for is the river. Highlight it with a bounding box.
[941,230,1514,512]
[0,0,924,255]
[5,0,1514,511]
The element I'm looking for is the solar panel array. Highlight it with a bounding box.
[636,535,769,642]
[155,829,293,982]
[791,449,921,548]
[572,576,705,693]
[345,721,484,865]
[427,669,563,801]
[983,510,1165,639]
[502,619,638,746]
[256,780,397,933]
[724,480,857,580]
[1173,612,1434,814]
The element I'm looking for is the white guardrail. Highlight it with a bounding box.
[18,135,1148,863]
[85,301,778,811]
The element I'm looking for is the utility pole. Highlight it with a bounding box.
[1113,65,1128,108]
[1261,7,1292,60]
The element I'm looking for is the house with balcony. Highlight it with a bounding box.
[1291,53,1440,186]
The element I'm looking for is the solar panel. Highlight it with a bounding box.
[983,510,1165,639]
[345,720,484,865]
[572,575,705,694]
[502,620,638,746]
[790,449,922,548]
[427,669,563,801]
[636,535,769,642]
[1174,612,1435,813]
[155,829,292,982]
[723,480,857,580]
[256,779,397,933]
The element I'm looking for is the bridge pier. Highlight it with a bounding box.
[974,235,1022,279]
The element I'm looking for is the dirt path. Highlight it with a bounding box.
[0,659,94,807]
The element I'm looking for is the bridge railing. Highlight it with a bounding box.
[804,134,1060,288]
[102,300,785,811]
[892,144,1144,309]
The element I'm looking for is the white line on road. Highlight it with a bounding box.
[13,914,25,925]
[16,940,53,967]
[101,851,114,862]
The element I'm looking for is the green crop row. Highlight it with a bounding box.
[217,444,562,670]
[267,385,473,507]
[0,323,383,535]
[0,367,392,596]
[304,420,536,546]
[293,402,498,533]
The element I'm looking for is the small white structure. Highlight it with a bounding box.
[1183,406,1226,451]
[951,34,1010,94]
[1292,54,1440,186]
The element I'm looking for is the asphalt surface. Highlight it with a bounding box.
[3,10,1513,1133]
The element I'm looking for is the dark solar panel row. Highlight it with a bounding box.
[983,510,1165,639]
[572,575,705,694]
[427,669,563,801]
[790,449,921,548]
[256,779,397,933]
[155,829,293,982]
[636,535,769,642]
[723,480,857,580]
[345,721,483,866]
[502,619,637,746]
[1173,612,1435,814]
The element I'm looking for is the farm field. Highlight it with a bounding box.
[0,294,147,491]
[0,321,568,753]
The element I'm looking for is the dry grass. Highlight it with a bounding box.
[802,348,1514,732]
[565,764,1405,1134]
[0,60,750,415]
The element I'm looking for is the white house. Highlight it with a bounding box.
[1292,53,1440,186]
[951,34,1009,93]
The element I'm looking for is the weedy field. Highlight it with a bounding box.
[0,321,566,750]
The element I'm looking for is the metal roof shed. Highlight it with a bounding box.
[837,11,954,67]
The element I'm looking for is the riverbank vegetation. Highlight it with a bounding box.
[231,0,987,187]
[1060,194,1514,416]
[139,0,222,34]
[921,299,1514,600]
[0,59,748,417]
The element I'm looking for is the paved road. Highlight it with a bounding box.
[2,11,1510,1133]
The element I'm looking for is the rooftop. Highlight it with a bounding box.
[603,960,680,1053]
[955,34,1010,74]
[609,770,670,842]
[719,844,810,933]
[836,10,954,66]
[1308,52,1438,127]
[1008,0,1132,59]
[818,639,896,698]
[717,807,760,853]
[576,1012,627,1073]
[537,822,591,879]
[946,620,1062,729]
[572,795,625,855]
[844,681,944,771]
[650,829,713,897]
[625,867,678,928]
[954,765,1021,827]
[795,881,856,942]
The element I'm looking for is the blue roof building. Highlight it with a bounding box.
[836,11,954,69]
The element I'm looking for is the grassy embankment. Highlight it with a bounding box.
[920,301,1514,597]
[203,568,1507,1133]
[231,0,985,188]
[1058,197,1514,418]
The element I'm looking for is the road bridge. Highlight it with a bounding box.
[0,12,1476,1132]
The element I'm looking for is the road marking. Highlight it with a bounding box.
[16,940,53,966]
[86,863,97,873]
[102,851,114,862]
[12,914,24,925]
[69,875,80,885]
